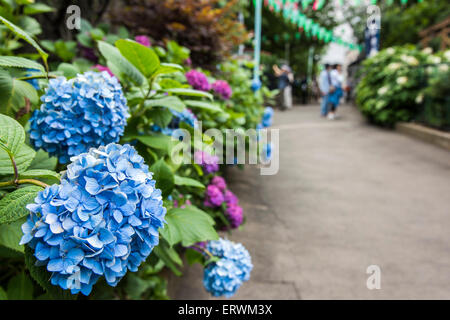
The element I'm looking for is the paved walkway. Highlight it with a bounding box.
[169,104,450,300]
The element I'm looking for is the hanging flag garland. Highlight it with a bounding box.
[264,0,361,51]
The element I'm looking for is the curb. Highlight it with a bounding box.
[396,122,450,151]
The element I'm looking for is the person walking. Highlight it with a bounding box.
[327,64,344,119]
[273,63,294,110]
[318,63,334,117]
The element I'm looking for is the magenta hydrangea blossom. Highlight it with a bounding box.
[93,65,114,77]
[225,203,244,228]
[224,189,238,205]
[211,176,227,191]
[135,35,151,47]
[185,70,211,91]
[204,185,224,208]
[212,80,232,100]
[194,150,219,174]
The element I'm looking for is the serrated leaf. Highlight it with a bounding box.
[184,100,224,113]
[115,39,160,78]
[164,88,213,100]
[174,175,205,189]
[0,186,42,224]
[144,95,186,113]
[147,107,173,128]
[0,218,25,252]
[27,149,57,171]
[19,169,60,184]
[7,272,33,300]
[160,206,218,247]
[0,16,48,70]
[97,40,145,86]
[24,246,76,299]
[0,143,36,175]
[0,56,44,72]
[149,159,174,197]
[0,113,25,155]
[0,71,39,116]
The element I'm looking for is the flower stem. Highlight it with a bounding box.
[0,179,48,189]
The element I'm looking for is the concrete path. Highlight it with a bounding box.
[169,104,450,300]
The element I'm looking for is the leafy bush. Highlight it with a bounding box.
[108,0,248,69]
[356,45,450,127]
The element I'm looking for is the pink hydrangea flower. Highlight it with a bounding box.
[204,185,224,207]
[135,35,151,47]
[225,203,243,228]
[211,176,227,191]
[93,64,114,77]
[185,70,211,91]
[194,150,219,174]
[224,189,238,205]
[212,80,232,100]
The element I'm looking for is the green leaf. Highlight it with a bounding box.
[160,206,218,247]
[174,175,205,189]
[0,56,44,72]
[164,88,213,100]
[150,159,174,197]
[97,40,145,86]
[147,108,173,128]
[0,71,38,117]
[144,96,186,113]
[0,218,26,252]
[0,16,48,70]
[0,144,36,175]
[185,248,204,266]
[0,186,42,225]
[0,113,25,155]
[24,3,55,15]
[125,274,155,299]
[184,100,224,113]
[0,286,7,300]
[18,16,41,36]
[57,62,79,78]
[7,272,33,300]
[134,134,175,154]
[27,150,57,171]
[152,63,183,77]
[19,169,60,184]
[115,39,160,78]
[153,242,182,276]
[24,246,76,299]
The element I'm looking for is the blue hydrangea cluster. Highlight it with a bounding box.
[29,71,130,163]
[203,238,253,298]
[151,108,197,136]
[20,143,166,295]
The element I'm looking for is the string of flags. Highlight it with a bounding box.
[262,0,425,51]
[263,0,362,51]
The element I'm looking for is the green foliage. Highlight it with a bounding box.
[355,45,446,127]
[160,206,218,247]
[0,186,42,224]
[0,218,25,252]
[7,272,33,300]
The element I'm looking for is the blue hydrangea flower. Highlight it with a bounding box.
[151,108,197,136]
[20,143,166,295]
[29,71,130,163]
[203,238,253,297]
[261,107,274,128]
[25,68,40,90]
